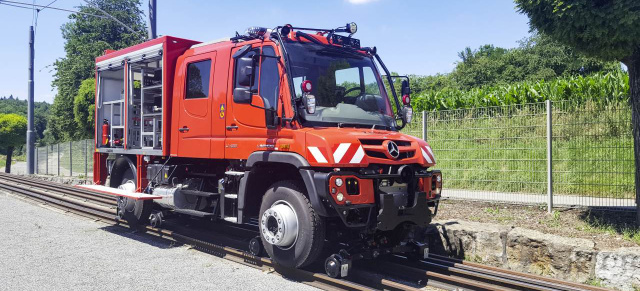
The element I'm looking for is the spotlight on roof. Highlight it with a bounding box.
[246,27,267,38]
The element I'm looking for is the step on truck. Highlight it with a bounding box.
[86,23,442,278]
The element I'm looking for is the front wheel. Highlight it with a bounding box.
[259,181,325,268]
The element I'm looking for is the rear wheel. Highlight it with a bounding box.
[112,166,152,226]
[259,181,325,268]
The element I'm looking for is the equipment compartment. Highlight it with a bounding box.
[95,43,164,155]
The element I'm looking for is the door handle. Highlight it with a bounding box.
[179,127,190,133]
[226,125,238,131]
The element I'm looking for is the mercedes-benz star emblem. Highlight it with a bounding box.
[386,141,400,159]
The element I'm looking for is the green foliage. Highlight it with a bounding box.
[451,34,619,90]
[0,114,28,151]
[0,96,50,142]
[49,0,146,141]
[411,69,629,112]
[74,78,96,138]
[514,0,640,63]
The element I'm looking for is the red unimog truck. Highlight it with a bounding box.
[84,23,442,278]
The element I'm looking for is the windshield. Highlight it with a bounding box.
[284,41,395,128]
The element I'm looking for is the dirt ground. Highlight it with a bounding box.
[435,199,640,249]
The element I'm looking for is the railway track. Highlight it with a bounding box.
[0,173,611,291]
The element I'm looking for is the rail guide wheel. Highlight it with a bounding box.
[248,236,263,256]
[324,250,352,278]
[149,211,164,228]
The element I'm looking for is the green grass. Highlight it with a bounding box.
[584,278,605,287]
[404,101,634,199]
[578,213,640,246]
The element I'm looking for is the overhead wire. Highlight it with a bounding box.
[0,0,108,18]
[34,0,59,35]
[2,0,147,40]
[83,0,146,40]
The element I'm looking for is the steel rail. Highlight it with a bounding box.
[0,174,613,291]
[0,175,377,291]
[0,172,115,206]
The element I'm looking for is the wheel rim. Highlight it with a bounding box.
[118,180,136,192]
[261,200,298,248]
[117,180,136,213]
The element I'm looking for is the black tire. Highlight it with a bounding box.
[112,164,152,226]
[259,180,325,268]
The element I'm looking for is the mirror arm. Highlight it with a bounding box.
[272,27,300,125]
[374,54,402,117]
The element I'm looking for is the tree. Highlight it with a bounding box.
[48,0,146,141]
[451,33,618,90]
[74,78,96,138]
[0,114,27,173]
[0,97,51,141]
[514,0,640,225]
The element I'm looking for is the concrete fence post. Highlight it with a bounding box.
[422,111,427,141]
[546,100,553,213]
[57,143,60,176]
[84,139,88,181]
[45,145,48,175]
[69,141,73,176]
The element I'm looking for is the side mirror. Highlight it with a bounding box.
[401,80,411,96]
[402,106,413,123]
[233,88,252,103]
[401,80,411,105]
[237,57,255,87]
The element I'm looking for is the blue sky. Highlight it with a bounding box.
[0,0,530,103]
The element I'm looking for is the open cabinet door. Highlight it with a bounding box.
[176,52,216,158]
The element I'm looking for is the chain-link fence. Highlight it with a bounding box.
[410,100,635,210]
[35,139,93,179]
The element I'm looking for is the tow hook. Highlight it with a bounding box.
[325,249,352,278]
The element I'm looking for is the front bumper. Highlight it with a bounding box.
[314,170,441,230]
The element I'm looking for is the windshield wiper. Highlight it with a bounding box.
[338,122,391,131]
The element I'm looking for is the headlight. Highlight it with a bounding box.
[335,178,343,187]
[336,193,344,202]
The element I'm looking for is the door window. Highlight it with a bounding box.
[186,59,211,99]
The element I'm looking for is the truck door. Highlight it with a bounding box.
[225,45,281,159]
[176,52,216,158]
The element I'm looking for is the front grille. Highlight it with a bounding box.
[364,150,415,160]
[359,139,411,146]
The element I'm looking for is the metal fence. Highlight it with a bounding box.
[35,139,94,179]
[405,100,636,210]
[33,101,636,210]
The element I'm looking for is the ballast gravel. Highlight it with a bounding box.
[0,191,317,291]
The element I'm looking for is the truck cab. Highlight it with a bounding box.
[91,23,441,277]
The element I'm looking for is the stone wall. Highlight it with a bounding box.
[432,219,640,291]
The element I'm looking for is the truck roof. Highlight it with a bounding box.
[95,35,201,63]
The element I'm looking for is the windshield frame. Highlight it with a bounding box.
[282,39,397,130]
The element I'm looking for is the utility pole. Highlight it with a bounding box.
[26,25,35,175]
[148,0,157,39]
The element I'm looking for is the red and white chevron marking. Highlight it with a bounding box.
[308,143,365,164]
[421,145,436,164]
